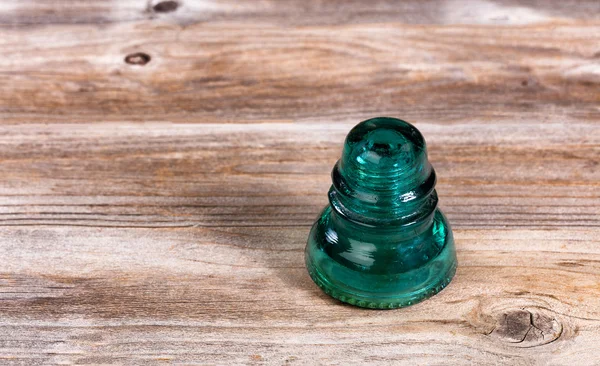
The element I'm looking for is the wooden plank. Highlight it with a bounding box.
[1,226,599,365]
[1,7,599,123]
[4,0,600,27]
[0,122,597,228]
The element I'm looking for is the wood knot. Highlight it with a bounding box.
[153,1,179,13]
[490,309,562,348]
[520,77,538,88]
[125,53,151,66]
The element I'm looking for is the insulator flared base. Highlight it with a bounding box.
[305,207,457,309]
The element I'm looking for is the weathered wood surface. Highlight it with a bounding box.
[1,1,599,365]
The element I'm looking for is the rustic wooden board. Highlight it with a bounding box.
[2,1,600,124]
[1,1,599,365]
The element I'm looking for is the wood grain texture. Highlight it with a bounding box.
[1,1,600,123]
[1,1,599,365]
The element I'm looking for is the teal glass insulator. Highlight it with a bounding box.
[305,117,457,309]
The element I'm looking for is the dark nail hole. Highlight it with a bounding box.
[153,1,179,13]
[521,80,528,86]
[125,52,151,66]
